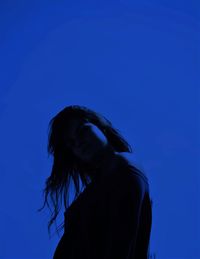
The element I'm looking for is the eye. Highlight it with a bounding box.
[77,123,91,136]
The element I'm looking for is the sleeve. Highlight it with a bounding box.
[102,172,145,259]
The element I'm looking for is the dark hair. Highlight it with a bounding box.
[37,105,133,238]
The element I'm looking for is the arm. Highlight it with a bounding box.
[103,172,145,259]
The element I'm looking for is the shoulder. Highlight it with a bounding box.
[108,158,146,201]
[115,169,146,196]
[114,154,147,190]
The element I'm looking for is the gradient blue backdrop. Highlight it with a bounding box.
[0,1,199,258]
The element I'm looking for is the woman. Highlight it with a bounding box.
[38,105,153,259]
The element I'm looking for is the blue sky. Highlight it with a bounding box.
[0,1,199,258]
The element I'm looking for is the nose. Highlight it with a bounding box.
[73,137,85,149]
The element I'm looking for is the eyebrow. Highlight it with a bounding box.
[65,122,92,144]
[76,122,91,134]
[67,119,90,137]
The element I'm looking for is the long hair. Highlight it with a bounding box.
[37,105,133,238]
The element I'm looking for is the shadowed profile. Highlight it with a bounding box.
[38,105,153,259]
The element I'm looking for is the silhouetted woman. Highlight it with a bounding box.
[38,105,153,259]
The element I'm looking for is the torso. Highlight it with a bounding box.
[53,154,152,259]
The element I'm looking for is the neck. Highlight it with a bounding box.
[86,145,117,181]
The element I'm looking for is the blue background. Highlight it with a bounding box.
[0,1,199,258]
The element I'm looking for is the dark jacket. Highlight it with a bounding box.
[53,156,152,259]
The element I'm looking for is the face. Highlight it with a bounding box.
[63,118,109,162]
